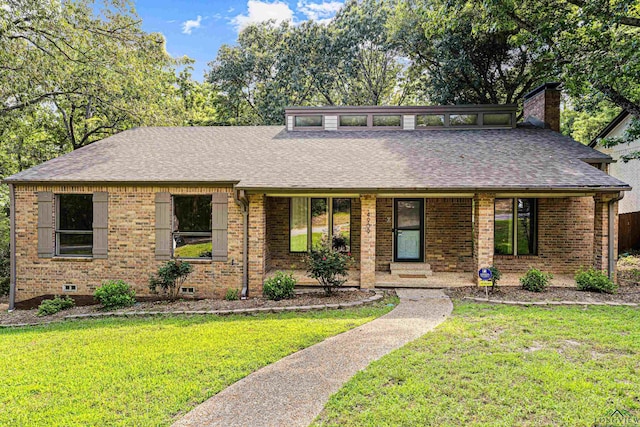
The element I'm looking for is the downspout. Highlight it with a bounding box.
[8,184,16,312]
[233,187,249,299]
[608,192,625,281]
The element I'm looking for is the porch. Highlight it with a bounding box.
[252,192,619,290]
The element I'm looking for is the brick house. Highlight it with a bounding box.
[4,83,631,309]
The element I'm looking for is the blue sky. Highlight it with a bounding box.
[133,0,345,80]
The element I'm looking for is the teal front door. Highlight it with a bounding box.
[394,199,424,262]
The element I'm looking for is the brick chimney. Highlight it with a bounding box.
[523,82,561,132]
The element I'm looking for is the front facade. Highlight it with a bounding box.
[5,84,631,307]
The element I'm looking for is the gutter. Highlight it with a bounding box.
[608,192,625,281]
[233,187,249,299]
[8,184,16,312]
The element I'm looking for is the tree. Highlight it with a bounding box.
[206,0,410,125]
[1,0,187,150]
[390,2,555,108]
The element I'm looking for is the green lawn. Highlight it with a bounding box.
[0,301,395,426]
[314,302,640,426]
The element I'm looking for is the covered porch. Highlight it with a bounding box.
[252,191,619,290]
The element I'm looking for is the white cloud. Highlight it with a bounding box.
[230,1,294,32]
[297,0,343,22]
[182,15,202,35]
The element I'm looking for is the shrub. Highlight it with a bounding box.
[489,265,502,290]
[263,271,296,301]
[0,277,9,297]
[37,295,75,316]
[575,268,617,294]
[520,268,553,292]
[149,260,193,300]
[306,239,353,296]
[94,280,136,309]
[225,288,240,301]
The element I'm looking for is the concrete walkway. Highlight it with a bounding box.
[173,289,453,427]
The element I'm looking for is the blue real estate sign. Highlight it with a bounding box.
[478,268,493,284]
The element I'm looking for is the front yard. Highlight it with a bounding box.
[314,302,640,426]
[0,301,394,426]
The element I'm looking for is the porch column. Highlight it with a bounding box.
[360,194,377,289]
[248,193,267,295]
[473,193,495,285]
[593,193,618,280]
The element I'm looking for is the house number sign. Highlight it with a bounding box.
[365,211,372,234]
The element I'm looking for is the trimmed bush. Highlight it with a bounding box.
[575,268,617,294]
[94,280,136,309]
[306,239,353,295]
[37,295,75,316]
[520,268,552,292]
[149,260,193,300]
[225,288,240,301]
[263,271,296,301]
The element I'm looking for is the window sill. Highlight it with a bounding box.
[495,254,539,259]
[52,256,93,262]
[173,258,213,264]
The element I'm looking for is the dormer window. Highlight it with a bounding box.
[340,115,368,127]
[285,105,516,131]
[373,115,401,127]
[295,115,323,127]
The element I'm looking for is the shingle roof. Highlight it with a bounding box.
[4,125,630,192]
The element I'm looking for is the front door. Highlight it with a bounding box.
[394,198,424,262]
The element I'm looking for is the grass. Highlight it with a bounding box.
[313,301,640,426]
[0,300,396,426]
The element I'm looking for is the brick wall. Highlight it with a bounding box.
[265,197,361,271]
[494,197,595,274]
[248,194,267,295]
[375,198,393,271]
[523,88,561,132]
[375,198,473,272]
[426,198,473,272]
[360,195,376,288]
[14,184,243,302]
[473,193,495,283]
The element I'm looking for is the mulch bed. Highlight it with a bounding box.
[446,285,640,304]
[0,289,377,326]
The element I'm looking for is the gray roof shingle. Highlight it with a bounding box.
[4,126,630,192]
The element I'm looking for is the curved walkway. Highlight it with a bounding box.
[173,289,453,427]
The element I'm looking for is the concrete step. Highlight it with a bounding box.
[391,270,433,277]
[390,262,432,272]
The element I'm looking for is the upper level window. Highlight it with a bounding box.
[290,197,351,253]
[495,198,537,255]
[295,115,322,127]
[373,115,401,127]
[56,194,93,256]
[450,114,478,126]
[484,113,511,126]
[416,114,445,127]
[173,195,212,259]
[340,115,368,127]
